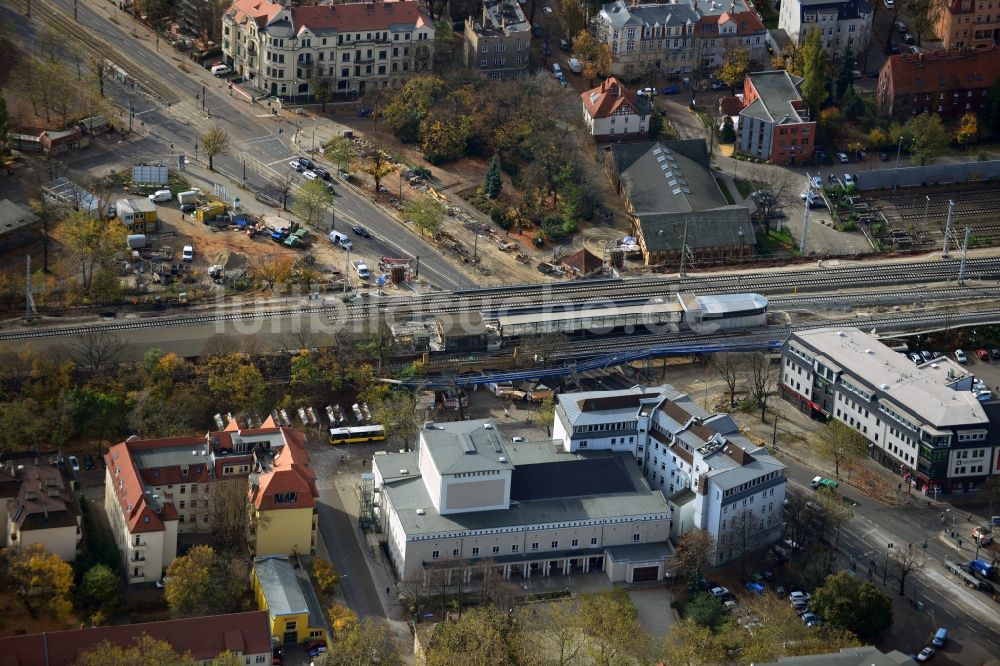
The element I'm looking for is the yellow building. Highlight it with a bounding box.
[251,555,331,649]
[247,425,318,557]
[115,198,159,233]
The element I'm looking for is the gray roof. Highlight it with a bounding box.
[605,541,674,563]
[611,140,728,215]
[381,450,670,537]
[598,0,699,29]
[117,198,157,215]
[742,71,807,124]
[755,645,915,666]
[706,447,784,491]
[795,0,873,22]
[478,0,530,35]
[789,328,988,428]
[635,208,755,252]
[0,200,39,237]
[421,420,514,475]
[556,385,680,427]
[253,556,308,617]
[679,293,769,315]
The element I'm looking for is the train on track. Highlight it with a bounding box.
[421,292,770,354]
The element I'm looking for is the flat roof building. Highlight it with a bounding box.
[780,328,993,493]
[464,0,531,79]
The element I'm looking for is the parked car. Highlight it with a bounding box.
[745,582,765,595]
[789,591,812,603]
[843,173,854,186]
[68,455,80,472]
[559,38,570,51]
[638,87,658,96]
[83,454,96,471]
[916,647,934,662]
[312,166,330,180]
[811,175,823,189]
[909,45,922,54]
[991,348,1000,360]
[296,157,315,170]
[955,349,968,364]
[889,42,901,54]
[976,348,990,361]
[801,612,822,626]
[352,225,371,238]
[868,70,879,79]
[710,80,727,90]
[543,5,553,12]
[709,586,730,598]
[357,106,374,117]
[289,159,305,172]
[837,152,850,163]
[902,32,915,44]
[303,170,319,181]
[884,0,894,6]
[879,151,890,161]
[909,353,923,364]
[661,85,681,94]
[182,245,194,262]
[895,21,908,32]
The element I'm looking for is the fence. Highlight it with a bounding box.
[857,160,1000,190]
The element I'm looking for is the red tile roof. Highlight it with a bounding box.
[227,0,430,34]
[581,77,642,120]
[250,429,318,511]
[0,611,272,666]
[700,10,765,36]
[561,248,604,275]
[882,47,1000,96]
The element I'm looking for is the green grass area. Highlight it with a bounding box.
[716,177,736,205]
[762,227,798,255]
[734,178,765,199]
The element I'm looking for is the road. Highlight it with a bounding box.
[780,454,1000,663]
[4,0,467,291]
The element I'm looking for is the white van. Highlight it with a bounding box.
[329,230,352,250]
[149,189,172,203]
[568,58,582,73]
[211,64,232,76]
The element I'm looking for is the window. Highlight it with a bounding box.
[453,549,459,557]
[633,533,641,542]
[591,537,598,545]
[571,538,579,547]
[551,540,559,548]
[432,550,439,559]
[492,546,500,554]
[512,544,519,552]
[531,542,539,550]
[472,547,480,556]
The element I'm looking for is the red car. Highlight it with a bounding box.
[976,348,990,361]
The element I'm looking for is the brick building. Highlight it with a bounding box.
[738,70,816,164]
[876,47,1000,120]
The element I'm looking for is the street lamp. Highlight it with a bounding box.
[923,196,930,228]
[883,542,893,585]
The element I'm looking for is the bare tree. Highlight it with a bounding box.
[817,421,868,478]
[714,352,744,408]
[209,478,255,554]
[201,334,242,358]
[891,544,925,596]
[746,165,795,234]
[743,351,776,421]
[517,598,584,666]
[731,509,758,579]
[274,172,295,212]
[200,124,230,171]
[516,333,568,368]
[398,572,429,617]
[67,329,127,374]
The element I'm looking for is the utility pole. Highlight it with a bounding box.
[128,97,134,133]
[678,218,690,277]
[923,195,930,229]
[943,200,954,258]
[473,229,480,262]
[344,248,350,293]
[958,227,971,285]
[202,84,206,111]
[25,255,36,322]
[800,173,812,255]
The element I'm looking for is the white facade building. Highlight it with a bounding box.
[553,385,786,563]
[580,77,652,142]
[371,419,674,583]
[1,455,82,562]
[222,0,434,101]
[780,328,994,494]
[778,0,874,58]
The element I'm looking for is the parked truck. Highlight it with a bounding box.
[177,190,199,208]
[195,202,226,223]
[353,261,370,279]
[127,234,149,250]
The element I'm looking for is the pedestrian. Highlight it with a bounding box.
[386,587,390,594]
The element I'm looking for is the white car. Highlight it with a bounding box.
[182,245,194,262]
[543,6,553,12]
[916,647,934,662]
[709,586,730,598]
[810,175,823,190]
[68,456,80,472]
[289,159,305,172]
[303,170,318,181]
[843,173,854,186]
[789,591,812,603]
[883,0,894,6]
[836,152,849,163]
[955,349,968,364]
[637,87,658,96]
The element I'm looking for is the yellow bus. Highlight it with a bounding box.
[329,425,386,444]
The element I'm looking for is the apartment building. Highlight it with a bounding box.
[581,77,652,141]
[464,0,532,79]
[370,419,674,584]
[552,385,786,564]
[104,419,317,583]
[738,70,816,164]
[595,0,767,79]
[222,0,434,102]
[877,47,1000,120]
[933,0,1000,49]
[780,328,994,493]
[0,454,81,562]
[778,0,874,58]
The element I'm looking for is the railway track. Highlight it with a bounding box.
[13,0,180,106]
[2,258,998,342]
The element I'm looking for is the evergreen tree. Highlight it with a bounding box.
[720,116,737,144]
[835,45,856,99]
[801,27,829,114]
[983,77,1000,135]
[484,154,502,199]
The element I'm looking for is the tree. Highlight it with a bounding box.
[673,529,716,591]
[425,605,518,666]
[902,113,950,165]
[575,31,614,85]
[719,116,737,144]
[714,352,744,408]
[717,47,751,93]
[905,0,941,45]
[484,154,502,199]
[382,75,444,136]
[54,211,126,292]
[771,41,805,77]
[209,478,253,554]
[0,399,49,454]
[80,563,120,610]
[817,421,868,477]
[516,598,584,666]
[835,45,857,99]
[743,350,776,421]
[313,557,341,594]
[977,475,1000,517]
[66,329,127,375]
[310,74,331,112]
[289,348,344,399]
[327,602,360,638]
[658,620,726,666]
[0,544,74,618]
[982,77,1000,134]
[362,149,394,192]
[578,588,649,665]
[403,193,446,237]
[801,27,829,114]
[249,254,294,290]
[560,0,586,43]
[811,571,893,640]
[891,543,926,596]
[203,353,266,415]
[75,634,196,666]
[211,652,247,666]
[323,135,355,174]
[164,545,246,617]
[292,178,334,228]
[200,124,230,171]
[956,112,978,150]
[370,390,420,452]
[686,592,726,630]
[315,617,401,666]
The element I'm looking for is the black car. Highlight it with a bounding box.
[83,454,96,471]
[559,38,570,51]
[312,166,330,180]
[879,151,890,161]
[352,225,371,238]
[991,348,1000,360]
[296,156,314,170]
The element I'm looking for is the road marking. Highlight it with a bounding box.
[246,134,280,145]
[986,638,998,648]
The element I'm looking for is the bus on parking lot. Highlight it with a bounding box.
[329,425,386,444]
